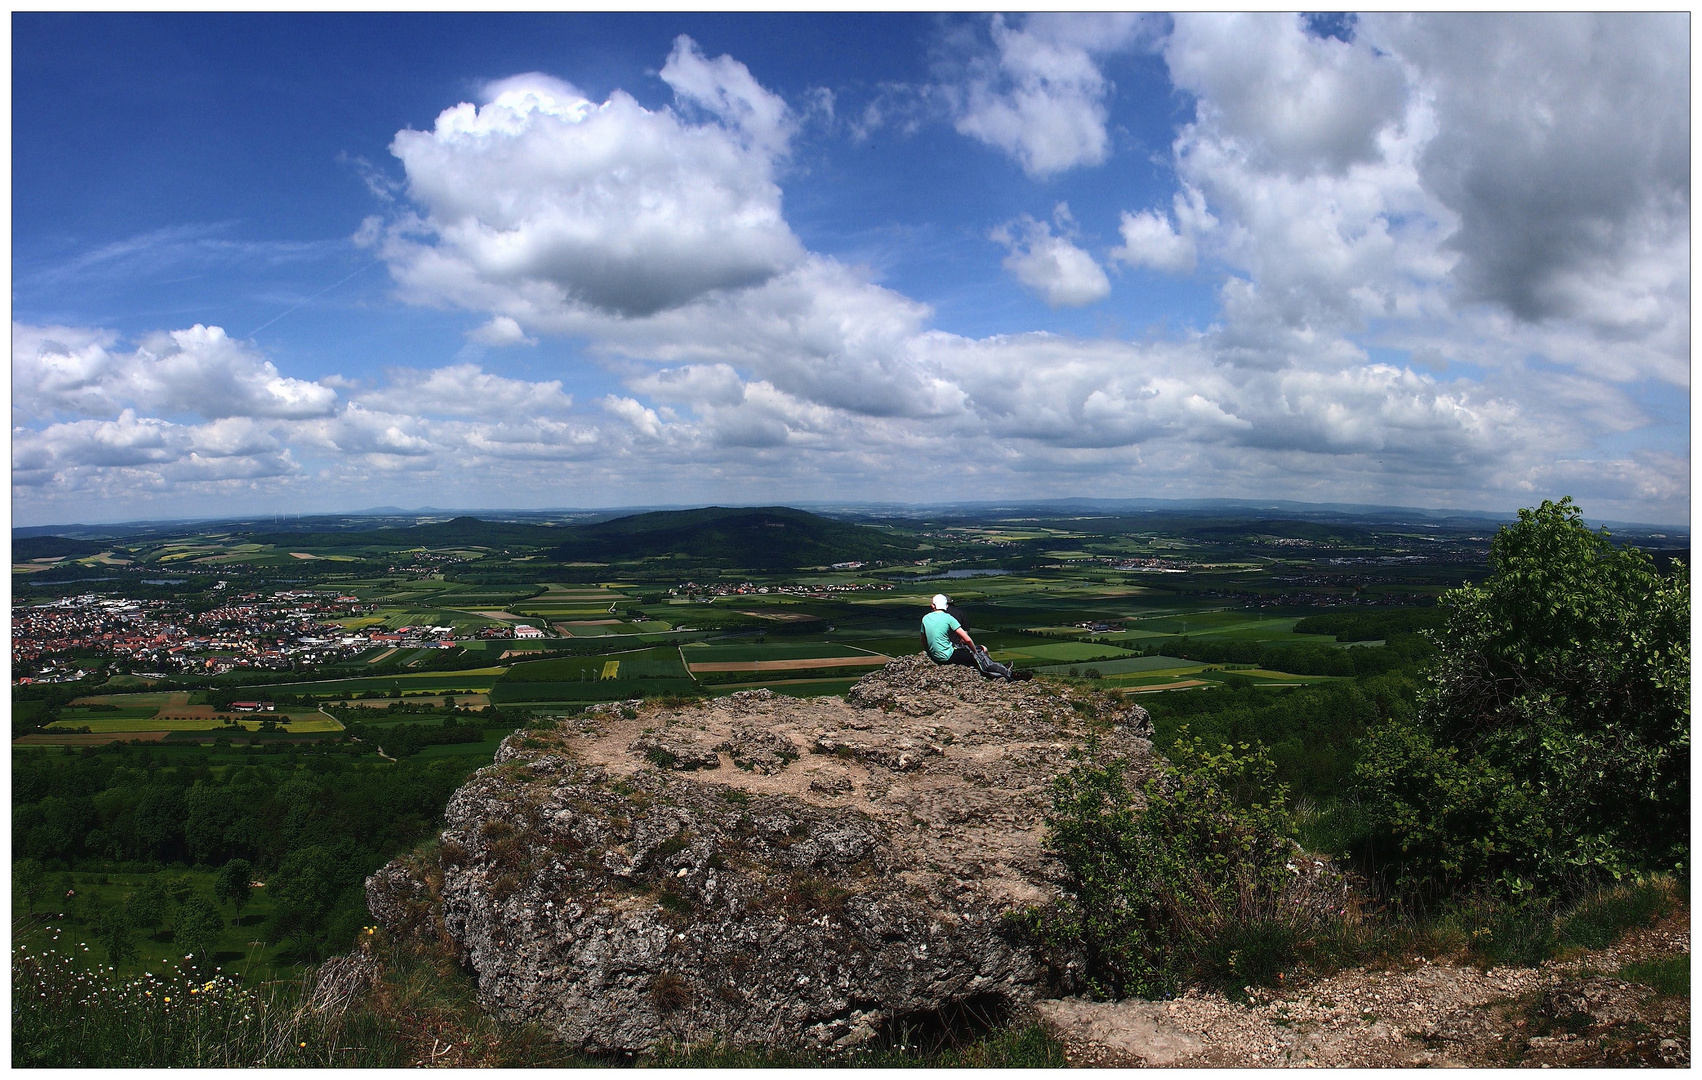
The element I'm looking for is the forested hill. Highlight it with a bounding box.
[13,535,110,560]
[547,506,919,570]
[241,517,568,550]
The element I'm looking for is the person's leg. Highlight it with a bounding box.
[971,646,1015,679]
[944,646,980,669]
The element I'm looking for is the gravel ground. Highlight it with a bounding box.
[1036,908,1689,1068]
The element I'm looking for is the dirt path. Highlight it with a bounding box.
[1036,909,1689,1068]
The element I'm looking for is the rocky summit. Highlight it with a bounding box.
[364,655,1155,1053]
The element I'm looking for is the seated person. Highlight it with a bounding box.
[921,594,1024,680]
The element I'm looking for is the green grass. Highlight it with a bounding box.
[57,706,163,721]
[491,679,699,703]
[705,677,863,698]
[1001,641,1136,663]
[13,937,1069,1068]
[1556,879,1679,950]
[70,692,182,707]
[1618,955,1688,997]
[12,947,391,1067]
[15,874,291,982]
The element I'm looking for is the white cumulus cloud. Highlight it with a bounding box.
[991,205,1111,307]
[950,14,1145,177]
[386,50,805,320]
[356,363,572,418]
[13,322,338,422]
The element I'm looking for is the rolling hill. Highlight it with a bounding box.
[546,506,919,570]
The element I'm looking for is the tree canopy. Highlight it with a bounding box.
[1353,498,1689,898]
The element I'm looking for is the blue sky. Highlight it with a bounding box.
[12,13,1690,526]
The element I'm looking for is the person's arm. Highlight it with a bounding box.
[951,626,976,650]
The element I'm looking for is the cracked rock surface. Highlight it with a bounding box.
[366,656,1154,1053]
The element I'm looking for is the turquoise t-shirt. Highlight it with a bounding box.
[922,609,962,661]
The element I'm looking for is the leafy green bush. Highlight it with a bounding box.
[1351,499,1689,900]
[1022,735,1339,999]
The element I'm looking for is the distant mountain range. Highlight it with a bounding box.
[13,497,1688,543]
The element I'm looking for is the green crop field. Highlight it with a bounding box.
[679,641,881,663]
[1000,641,1137,662]
[241,670,507,696]
[1034,654,1197,675]
[502,647,686,683]
[491,678,699,703]
[714,677,861,699]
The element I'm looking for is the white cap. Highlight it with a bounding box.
[931,594,950,610]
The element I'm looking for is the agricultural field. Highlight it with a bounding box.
[21,500,1655,746]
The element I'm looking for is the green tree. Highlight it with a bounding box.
[1353,498,1689,898]
[266,845,342,956]
[215,858,254,924]
[172,893,224,967]
[94,899,137,967]
[185,783,238,865]
[126,879,168,930]
[14,858,46,914]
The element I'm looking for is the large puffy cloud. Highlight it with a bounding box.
[12,410,299,490]
[1165,14,1408,177]
[14,322,337,422]
[1365,14,1689,364]
[1146,12,1687,389]
[385,41,804,320]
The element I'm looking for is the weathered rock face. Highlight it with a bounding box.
[367,655,1154,1053]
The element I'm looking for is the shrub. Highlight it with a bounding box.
[1351,499,1689,901]
[1024,734,1340,999]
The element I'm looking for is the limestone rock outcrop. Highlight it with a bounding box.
[366,656,1155,1053]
